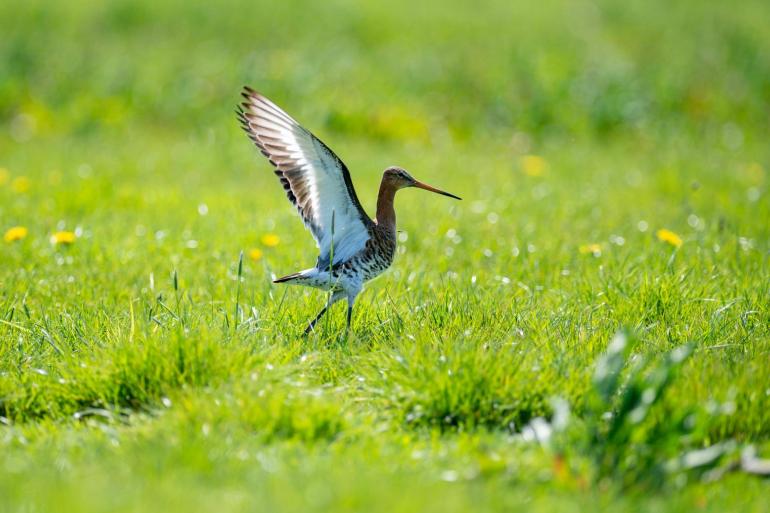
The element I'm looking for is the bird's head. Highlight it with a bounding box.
[382,166,462,200]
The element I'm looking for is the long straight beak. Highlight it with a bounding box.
[412,180,462,200]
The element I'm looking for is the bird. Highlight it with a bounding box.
[236,87,461,334]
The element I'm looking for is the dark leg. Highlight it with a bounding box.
[343,292,359,335]
[303,305,329,336]
[304,291,344,336]
[346,293,358,333]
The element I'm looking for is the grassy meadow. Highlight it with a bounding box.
[1,0,769,511]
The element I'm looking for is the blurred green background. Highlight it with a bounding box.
[3,0,769,144]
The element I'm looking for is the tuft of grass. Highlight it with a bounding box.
[162,378,347,444]
[548,331,759,491]
[364,339,582,432]
[0,327,266,422]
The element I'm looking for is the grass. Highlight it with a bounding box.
[1,0,769,511]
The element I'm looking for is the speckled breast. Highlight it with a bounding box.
[336,228,396,283]
[361,229,397,281]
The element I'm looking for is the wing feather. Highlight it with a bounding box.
[237,88,373,267]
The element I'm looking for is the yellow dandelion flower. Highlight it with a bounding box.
[50,231,76,245]
[656,228,682,248]
[579,243,602,256]
[521,155,547,177]
[261,233,280,247]
[0,167,9,186]
[12,176,30,193]
[4,226,28,243]
[247,248,263,261]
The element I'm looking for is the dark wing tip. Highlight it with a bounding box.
[241,86,259,102]
[242,86,267,104]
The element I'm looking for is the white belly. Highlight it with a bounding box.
[292,268,363,296]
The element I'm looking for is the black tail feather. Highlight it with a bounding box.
[273,272,303,283]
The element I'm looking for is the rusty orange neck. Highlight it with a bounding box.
[375,179,398,232]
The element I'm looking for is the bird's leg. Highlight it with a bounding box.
[304,291,344,336]
[345,294,357,334]
[303,305,329,336]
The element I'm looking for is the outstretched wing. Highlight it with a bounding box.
[237,87,373,267]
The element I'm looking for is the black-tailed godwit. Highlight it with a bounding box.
[236,87,461,334]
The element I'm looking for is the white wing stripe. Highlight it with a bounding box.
[238,89,373,267]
